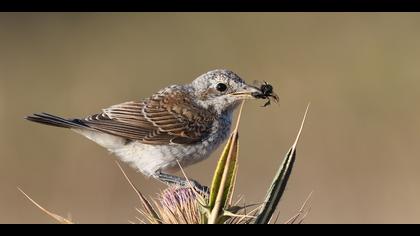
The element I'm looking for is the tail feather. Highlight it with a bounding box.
[25,113,88,129]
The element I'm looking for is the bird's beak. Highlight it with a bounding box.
[230,84,263,99]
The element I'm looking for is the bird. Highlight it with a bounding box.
[25,69,272,191]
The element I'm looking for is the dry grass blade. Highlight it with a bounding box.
[297,206,311,224]
[283,191,313,224]
[17,187,74,224]
[115,161,161,224]
[176,160,208,208]
[227,203,264,224]
[175,160,210,224]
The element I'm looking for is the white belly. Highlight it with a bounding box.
[113,140,219,176]
[73,120,231,177]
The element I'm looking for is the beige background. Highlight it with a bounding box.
[1,13,420,223]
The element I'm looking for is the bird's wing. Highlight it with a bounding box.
[81,88,216,145]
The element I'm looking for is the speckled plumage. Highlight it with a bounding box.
[26,69,263,182]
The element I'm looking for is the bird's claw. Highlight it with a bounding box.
[155,172,210,195]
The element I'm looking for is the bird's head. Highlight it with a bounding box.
[191,69,269,113]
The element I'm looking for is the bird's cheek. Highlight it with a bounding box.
[224,95,239,104]
[199,88,218,100]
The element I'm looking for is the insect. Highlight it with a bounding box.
[252,81,279,107]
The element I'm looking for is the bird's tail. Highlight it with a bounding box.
[25,113,88,129]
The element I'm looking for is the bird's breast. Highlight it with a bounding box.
[105,113,234,176]
[195,113,233,154]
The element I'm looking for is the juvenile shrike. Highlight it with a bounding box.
[26,69,277,190]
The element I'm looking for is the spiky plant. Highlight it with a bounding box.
[19,102,311,224]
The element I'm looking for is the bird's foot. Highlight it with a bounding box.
[155,172,209,195]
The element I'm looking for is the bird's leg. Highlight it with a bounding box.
[155,171,209,194]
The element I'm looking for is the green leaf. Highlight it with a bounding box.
[226,163,239,207]
[254,104,309,224]
[208,130,240,224]
[208,135,234,209]
[207,101,244,224]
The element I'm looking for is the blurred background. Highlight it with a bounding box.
[1,13,420,224]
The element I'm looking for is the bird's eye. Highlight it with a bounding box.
[216,83,227,92]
